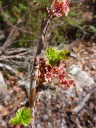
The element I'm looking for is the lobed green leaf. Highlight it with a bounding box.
[9,107,33,126]
[46,47,69,66]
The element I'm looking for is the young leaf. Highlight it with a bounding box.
[9,107,33,126]
[46,47,69,66]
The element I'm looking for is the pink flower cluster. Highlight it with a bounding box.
[38,58,76,87]
[45,65,76,87]
[50,0,70,17]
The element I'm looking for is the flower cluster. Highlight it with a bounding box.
[50,0,70,17]
[37,58,76,87]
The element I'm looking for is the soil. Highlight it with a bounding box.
[0,40,96,128]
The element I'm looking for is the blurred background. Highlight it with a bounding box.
[0,0,96,47]
[0,0,96,128]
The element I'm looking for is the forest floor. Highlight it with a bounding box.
[0,40,96,128]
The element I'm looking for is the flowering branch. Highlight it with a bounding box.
[9,1,73,128]
[29,11,53,128]
[29,0,71,127]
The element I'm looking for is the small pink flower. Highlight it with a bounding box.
[58,66,66,74]
[68,80,76,86]
[68,80,74,85]
[60,80,68,85]
[53,67,59,75]
[45,72,52,82]
[58,74,65,81]
[50,0,70,17]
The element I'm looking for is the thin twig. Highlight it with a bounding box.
[0,5,39,38]
[71,93,91,114]
[0,63,18,76]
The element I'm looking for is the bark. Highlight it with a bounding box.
[29,13,52,128]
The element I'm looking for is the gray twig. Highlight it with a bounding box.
[71,93,91,114]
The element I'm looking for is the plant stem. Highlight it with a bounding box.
[29,13,52,128]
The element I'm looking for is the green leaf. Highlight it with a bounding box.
[90,26,96,34]
[9,107,33,126]
[46,47,69,66]
[93,15,96,19]
[0,1,2,4]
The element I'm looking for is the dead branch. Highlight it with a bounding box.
[0,5,39,38]
[71,93,91,114]
[4,48,30,55]
[0,55,26,61]
[0,5,40,56]
[0,28,20,52]
[0,52,33,61]
[0,63,18,76]
[0,22,20,55]
[71,84,96,114]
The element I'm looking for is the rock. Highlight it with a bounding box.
[66,65,95,87]
[0,71,7,101]
[0,105,10,117]
[0,71,7,88]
